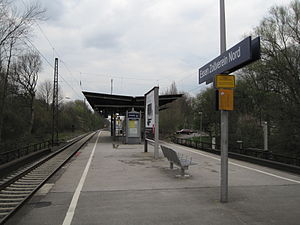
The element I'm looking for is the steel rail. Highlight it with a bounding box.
[0,131,97,224]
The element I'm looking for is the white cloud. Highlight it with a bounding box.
[31,0,294,99]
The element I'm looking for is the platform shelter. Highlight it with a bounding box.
[82,91,182,142]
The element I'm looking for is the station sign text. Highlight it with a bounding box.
[199,36,252,84]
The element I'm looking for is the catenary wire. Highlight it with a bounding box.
[24,39,83,99]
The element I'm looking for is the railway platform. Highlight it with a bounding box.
[5,130,300,225]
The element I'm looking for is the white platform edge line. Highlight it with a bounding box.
[162,141,300,184]
[62,131,101,225]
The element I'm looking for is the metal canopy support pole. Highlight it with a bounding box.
[220,0,228,203]
[113,114,116,141]
[110,114,113,137]
[125,111,128,144]
[144,139,148,152]
[139,111,142,143]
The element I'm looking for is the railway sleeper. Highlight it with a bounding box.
[6,187,34,191]
[0,212,9,218]
[1,190,32,195]
[14,181,40,185]
[10,184,37,188]
[21,177,45,180]
[21,177,44,180]
[18,179,42,183]
[0,207,15,212]
[0,198,24,202]
[25,175,46,178]
[0,194,27,198]
[0,202,19,207]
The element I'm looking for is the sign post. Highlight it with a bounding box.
[220,0,228,203]
[144,87,159,159]
[198,1,260,203]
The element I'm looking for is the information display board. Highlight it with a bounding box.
[145,90,155,130]
[215,74,235,89]
[145,87,158,140]
[144,87,159,158]
[128,112,140,137]
[218,89,234,111]
[125,110,141,143]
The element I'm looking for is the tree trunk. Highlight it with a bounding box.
[0,40,14,142]
[29,94,35,134]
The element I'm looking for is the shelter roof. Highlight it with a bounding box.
[82,91,183,117]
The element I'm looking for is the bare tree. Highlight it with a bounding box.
[13,51,42,134]
[0,1,45,48]
[0,36,17,141]
[166,81,178,95]
[37,79,53,109]
[251,0,300,105]
[0,1,44,141]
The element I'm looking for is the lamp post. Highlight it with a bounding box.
[263,121,268,151]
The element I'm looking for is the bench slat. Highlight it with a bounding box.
[160,145,193,175]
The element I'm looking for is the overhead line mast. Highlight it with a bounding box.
[52,58,59,145]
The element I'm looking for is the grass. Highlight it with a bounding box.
[0,130,88,153]
[58,130,86,141]
[190,136,212,143]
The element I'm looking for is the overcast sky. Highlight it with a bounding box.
[26,0,293,100]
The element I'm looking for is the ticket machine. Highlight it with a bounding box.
[125,110,141,144]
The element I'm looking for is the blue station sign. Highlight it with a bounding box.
[128,112,140,119]
[199,36,260,84]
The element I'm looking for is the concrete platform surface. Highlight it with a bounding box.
[5,131,300,225]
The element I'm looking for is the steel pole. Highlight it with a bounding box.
[111,79,113,95]
[199,112,203,143]
[263,122,268,151]
[220,0,226,53]
[220,0,228,203]
[154,87,159,159]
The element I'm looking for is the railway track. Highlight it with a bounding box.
[0,131,96,224]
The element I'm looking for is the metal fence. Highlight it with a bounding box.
[0,140,52,164]
[172,137,300,167]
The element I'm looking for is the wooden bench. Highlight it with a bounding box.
[160,145,193,176]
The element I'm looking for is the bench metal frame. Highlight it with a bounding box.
[160,145,192,176]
